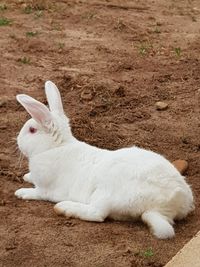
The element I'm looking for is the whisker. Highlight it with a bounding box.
[8,140,16,145]
[19,152,24,168]
[12,146,19,154]
[9,142,18,153]
[17,152,22,167]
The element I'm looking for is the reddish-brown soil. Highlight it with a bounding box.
[0,1,200,266]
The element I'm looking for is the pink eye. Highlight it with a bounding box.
[29,127,37,134]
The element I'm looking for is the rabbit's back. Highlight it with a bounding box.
[31,141,193,215]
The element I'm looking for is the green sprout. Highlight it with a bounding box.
[139,43,152,56]
[143,248,154,258]
[58,42,65,49]
[0,17,11,26]
[23,5,33,14]
[34,10,43,18]
[18,57,31,64]
[154,27,161,33]
[174,47,181,57]
[26,31,38,37]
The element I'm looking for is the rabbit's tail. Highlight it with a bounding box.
[167,186,194,220]
[141,210,175,239]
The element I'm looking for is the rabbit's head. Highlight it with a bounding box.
[17,81,72,158]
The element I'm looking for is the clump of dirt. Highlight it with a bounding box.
[0,0,200,266]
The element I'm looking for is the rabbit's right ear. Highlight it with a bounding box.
[45,81,64,114]
[16,94,52,125]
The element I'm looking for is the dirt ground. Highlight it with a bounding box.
[0,0,200,266]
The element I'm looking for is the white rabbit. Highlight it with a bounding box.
[15,81,194,239]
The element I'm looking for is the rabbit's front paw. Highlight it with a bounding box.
[15,188,40,200]
[54,201,73,217]
[23,173,33,183]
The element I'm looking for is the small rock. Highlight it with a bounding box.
[0,200,6,206]
[5,245,17,251]
[21,3,27,8]
[0,100,6,108]
[156,21,163,26]
[124,247,132,254]
[0,96,12,107]
[155,101,168,110]
[172,159,188,174]
[114,85,126,97]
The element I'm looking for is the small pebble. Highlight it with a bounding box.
[0,100,6,107]
[172,159,188,174]
[155,101,168,110]
[21,3,28,9]
[0,200,6,206]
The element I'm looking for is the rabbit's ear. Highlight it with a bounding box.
[16,94,52,125]
[45,81,64,114]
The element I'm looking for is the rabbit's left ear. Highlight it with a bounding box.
[16,94,52,125]
[45,81,64,114]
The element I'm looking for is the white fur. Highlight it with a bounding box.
[15,81,194,239]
